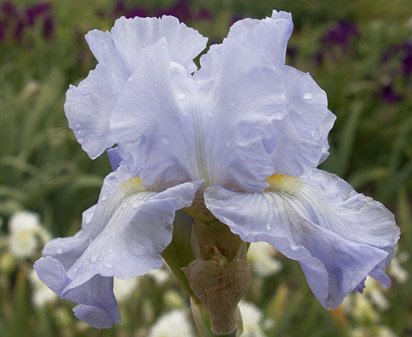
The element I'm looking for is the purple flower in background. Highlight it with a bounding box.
[1,0,17,17]
[380,85,403,103]
[0,0,54,42]
[34,12,399,329]
[156,0,192,21]
[322,21,359,47]
[25,2,50,25]
[316,20,360,64]
[379,41,412,103]
[42,14,54,39]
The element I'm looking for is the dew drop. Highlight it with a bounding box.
[132,201,140,209]
[86,247,91,252]
[84,213,93,225]
[225,141,232,148]
[273,112,283,119]
[108,249,113,254]
[73,268,78,272]
[90,252,100,263]
[128,239,145,256]
[103,263,113,269]
[101,194,108,201]
[229,101,235,106]
[176,92,186,100]
[74,124,81,128]
[207,110,214,117]
[111,230,117,236]
[303,92,313,100]
[266,221,273,231]
[56,248,64,255]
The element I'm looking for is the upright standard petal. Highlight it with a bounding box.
[65,16,207,159]
[35,165,200,328]
[112,38,287,191]
[269,67,336,175]
[227,10,293,66]
[204,169,400,308]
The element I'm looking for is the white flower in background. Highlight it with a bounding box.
[8,211,50,258]
[350,326,398,337]
[388,251,409,284]
[113,277,140,302]
[163,290,185,309]
[342,292,379,323]
[29,269,57,307]
[247,242,282,277]
[148,310,194,337]
[364,277,389,311]
[148,268,170,286]
[239,301,267,337]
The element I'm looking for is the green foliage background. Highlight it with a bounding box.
[0,0,411,336]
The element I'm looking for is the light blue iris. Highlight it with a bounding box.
[34,11,400,328]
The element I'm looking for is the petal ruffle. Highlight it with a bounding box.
[204,169,400,308]
[65,16,207,159]
[269,67,335,175]
[35,166,200,328]
[227,10,293,66]
[112,37,286,191]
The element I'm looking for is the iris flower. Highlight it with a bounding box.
[34,11,400,329]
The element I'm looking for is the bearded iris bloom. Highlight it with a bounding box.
[34,11,400,330]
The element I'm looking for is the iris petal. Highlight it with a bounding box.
[227,10,293,66]
[112,37,287,191]
[35,165,200,328]
[204,169,399,308]
[65,16,207,159]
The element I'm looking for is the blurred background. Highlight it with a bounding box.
[0,0,411,336]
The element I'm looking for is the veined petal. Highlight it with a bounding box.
[195,40,287,191]
[65,16,207,159]
[110,16,208,74]
[204,169,399,308]
[112,38,286,191]
[35,165,200,328]
[269,66,335,175]
[227,10,293,66]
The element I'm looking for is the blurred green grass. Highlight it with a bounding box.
[0,1,411,337]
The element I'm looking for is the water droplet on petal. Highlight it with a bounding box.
[266,221,273,231]
[128,239,145,256]
[103,263,113,269]
[101,194,108,201]
[132,201,140,209]
[111,230,116,236]
[74,124,80,128]
[229,101,235,106]
[90,252,100,263]
[207,110,214,117]
[176,92,186,100]
[84,214,93,225]
[73,268,78,272]
[56,248,64,255]
[108,249,113,254]
[86,247,91,252]
[273,112,283,119]
[303,92,313,100]
[225,141,232,148]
